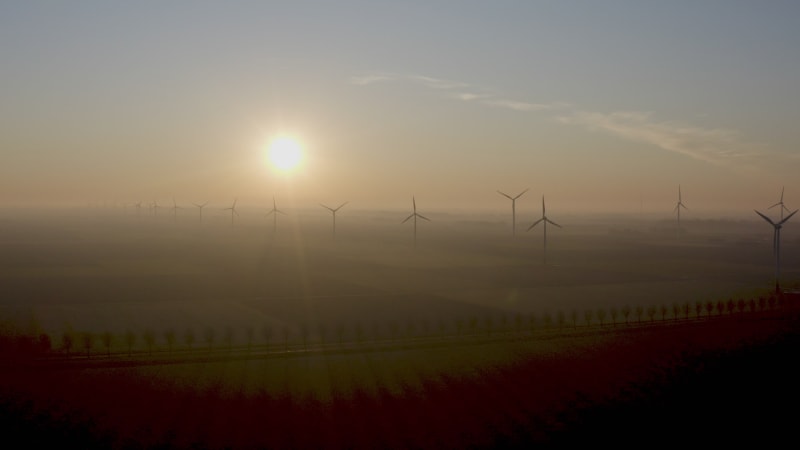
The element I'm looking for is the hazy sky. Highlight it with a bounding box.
[2,1,799,216]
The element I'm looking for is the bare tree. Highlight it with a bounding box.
[621,305,631,324]
[163,329,176,355]
[695,301,704,318]
[583,310,593,327]
[736,298,746,314]
[635,305,644,323]
[143,329,155,355]
[672,303,681,322]
[596,309,606,327]
[646,305,657,322]
[726,298,735,315]
[557,311,566,329]
[184,328,196,349]
[570,310,578,328]
[705,301,715,317]
[659,304,668,321]
[609,307,618,326]
[682,302,690,320]
[81,332,94,358]
[124,330,136,356]
[61,329,74,356]
[101,331,113,357]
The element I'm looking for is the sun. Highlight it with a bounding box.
[267,136,303,172]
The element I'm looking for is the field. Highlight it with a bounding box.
[2,206,800,448]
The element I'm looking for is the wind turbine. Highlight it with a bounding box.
[193,201,208,224]
[402,196,430,247]
[754,208,798,293]
[526,196,562,265]
[769,186,791,221]
[170,198,183,220]
[497,188,528,236]
[223,198,239,226]
[320,201,348,240]
[265,196,286,233]
[674,185,688,232]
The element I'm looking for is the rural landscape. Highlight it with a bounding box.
[2,203,800,448]
[3,2,800,449]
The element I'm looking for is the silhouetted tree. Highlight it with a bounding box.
[163,329,176,355]
[143,329,155,355]
[716,300,725,316]
[570,310,578,328]
[758,296,767,311]
[262,325,272,350]
[484,315,494,336]
[584,310,593,327]
[124,330,136,356]
[609,307,618,326]
[768,294,777,310]
[646,305,657,322]
[672,303,681,322]
[726,298,735,315]
[682,302,690,320]
[543,312,553,329]
[659,305,668,321]
[528,312,537,333]
[705,301,714,317]
[37,333,51,354]
[184,328,196,349]
[101,331,113,357]
[596,309,606,327]
[635,305,644,323]
[245,325,254,350]
[61,329,74,356]
[81,332,94,358]
[736,298,746,314]
[621,305,631,324]
[747,298,756,313]
[695,301,704,318]
[203,327,216,350]
[223,326,234,350]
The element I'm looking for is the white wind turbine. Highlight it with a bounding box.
[320,201,348,240]
[497,188,528,236]
[170,198,183,220]
[402,196,430,247]
[674,185,688,234]
[265,196,286,233]
[527,196,562,265]
[755,208,798,293]
[193,201,209,224]
[769,186,791,221]
[223,198,239,226]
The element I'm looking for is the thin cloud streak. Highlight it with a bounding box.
[351,72,766,166]
[556,110,764,165]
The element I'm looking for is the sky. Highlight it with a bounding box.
[2,1,800,217]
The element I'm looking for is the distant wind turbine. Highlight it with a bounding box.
[527,196,562,265]
[170,198,183,220]
[674,185,688,234]
[223,198,239,226]
[265,196,286,233]
[321,201,348,239]
[755,208,798,293]
[497,188,528,236]
[193,201,209,224]
[769,186,791,221]
[402,196,430,247]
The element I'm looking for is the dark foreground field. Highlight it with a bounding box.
[3,303,800,449]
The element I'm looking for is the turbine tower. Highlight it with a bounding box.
[223,198,239,226]
[402,196,430,247]
[674,185,688,234]
[755,208,798,293]
[170,198,183,220]
[769,186,791,221]
[193,201,208,224]
[321,201,348,240]
[497,188,528,236]
[527,196,562,265]
[265,196,286,233]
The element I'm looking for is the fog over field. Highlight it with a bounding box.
[1,205,795,344]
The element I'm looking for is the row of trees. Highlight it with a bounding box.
[1,291,794,360]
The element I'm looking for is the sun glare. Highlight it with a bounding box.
[268,137,303,172]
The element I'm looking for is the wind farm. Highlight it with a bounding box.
[3,2,800,448]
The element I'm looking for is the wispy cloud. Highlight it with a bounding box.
[556,110,763,165]
[351,71,765,166]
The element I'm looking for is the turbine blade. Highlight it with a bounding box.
[527,218,544,231]
[402,213,415,224]
[497,190,513,200]
[778,209,799,225]
[680,203,688,210]
[336,201,349,210]
[513,188,529,200]
[320,204,333,211]
[412,196,416,211]
[754,210,777,226]
[547,219,562,228]
[277,209,287,215]
[417,214,431,222]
